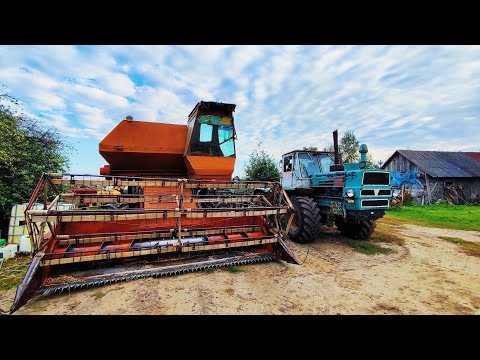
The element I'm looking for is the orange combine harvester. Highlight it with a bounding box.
[10,101,298,313]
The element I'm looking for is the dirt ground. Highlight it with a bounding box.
[1,221,479,315]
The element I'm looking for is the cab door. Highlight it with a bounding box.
[281,154,295,188]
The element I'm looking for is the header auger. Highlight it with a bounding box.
[10,101,298,313]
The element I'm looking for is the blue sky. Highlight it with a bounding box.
[1,45,479,177]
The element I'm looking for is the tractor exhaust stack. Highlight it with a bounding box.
[333,129,340,165]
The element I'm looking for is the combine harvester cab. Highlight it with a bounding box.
[11,101,298,313]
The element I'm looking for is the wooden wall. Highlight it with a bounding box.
[383,153,425,175]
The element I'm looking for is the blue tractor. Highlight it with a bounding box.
[280,130,392,243]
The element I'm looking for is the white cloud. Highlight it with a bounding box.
[73,103,115,129]
[95,73,136,97]
[0,45,479,176]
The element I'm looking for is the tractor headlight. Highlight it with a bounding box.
[346,189,355,198]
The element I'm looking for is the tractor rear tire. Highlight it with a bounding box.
[287,196,322,243]
[336,219,376,240]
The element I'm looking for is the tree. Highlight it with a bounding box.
[323,130,383,167]
[365,158,384,169]
[339,130,359,163]
[244,146,280,182]
[0,92,70,238]
[364,154,376,169]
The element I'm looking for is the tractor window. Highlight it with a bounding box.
[298,153,320,178]
[318,154,334,172]
[283,156,293,172]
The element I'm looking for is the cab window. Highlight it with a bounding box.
[283,155,293,172]
[189,117,236,157]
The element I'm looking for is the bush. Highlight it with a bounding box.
[244,147,280,182]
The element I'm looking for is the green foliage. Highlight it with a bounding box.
[385,204,480,231]
[224,266,242,273]
[0,256,29,291]
[370,222,405,245]
[348,240,396,255]
[244,146,280,182]
[438,236,466,244]
[323,130,385,167]
[364,154,384,169]
[92,291,107,300]
[0,92,70,237]
[402,191,413,206]
[339,130,359,163]
[323,144,334,153]
[438,236,480,257]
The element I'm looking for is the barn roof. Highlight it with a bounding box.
[382,150,480,178]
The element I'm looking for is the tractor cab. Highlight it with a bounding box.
[280,150,335,189]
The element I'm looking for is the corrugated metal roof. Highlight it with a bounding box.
[384,150,480,178]
[465,152,480,163]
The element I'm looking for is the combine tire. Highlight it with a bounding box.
[287,196,321,243]
[336,219,376,240]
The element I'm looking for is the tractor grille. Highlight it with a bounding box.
[361,189,391,196]
[361,199,389,207]
[363,172,390,185]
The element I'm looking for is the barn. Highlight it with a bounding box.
[382,150,480,204]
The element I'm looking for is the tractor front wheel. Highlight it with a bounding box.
[336,218,376,240]
[286,196,322,243]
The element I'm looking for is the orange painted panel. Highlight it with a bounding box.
[100,120,187,153]
[185,156,235,180]
[60,216,262,236]
[99,120,188,173]
[143,187,197,209]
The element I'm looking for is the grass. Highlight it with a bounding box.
[224,266,242,273]
[438,236,466,244]
[349,241,396,255]
[0,256,30,292]
[438,236,480,257]
[339,220,402,255]
[385,204,480,231]
[204,268,215,274]
[91,291,106,300]
[370,222,405,246]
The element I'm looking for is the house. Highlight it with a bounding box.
[382,150,480,204]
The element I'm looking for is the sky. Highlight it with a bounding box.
[1,45,479,177]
